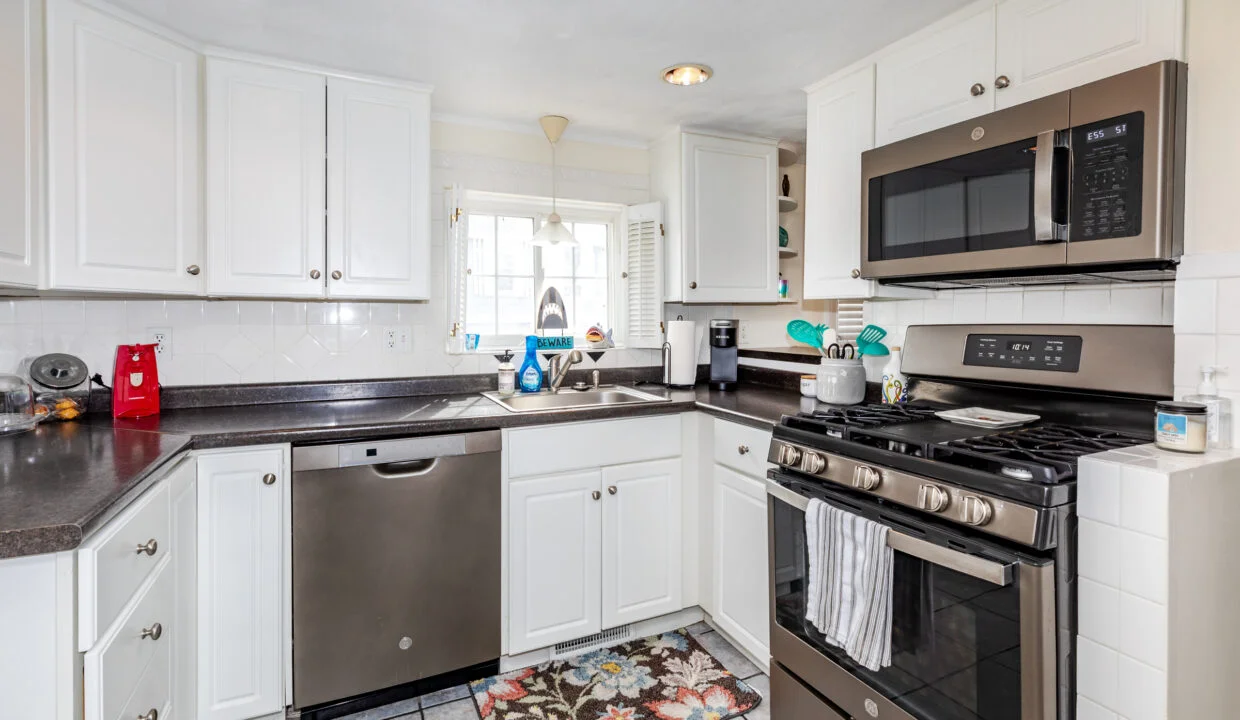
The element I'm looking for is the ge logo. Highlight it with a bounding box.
[971,126,986,141]
[865,698,880,717]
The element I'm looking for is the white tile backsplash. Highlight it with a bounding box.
[1172,278,1217,334]
[864,281,1169,348]
[1115,655,1167,720]
[1078,578,1121,649]
[1119,592,1167,670]
[1079,518,1122,588]
[1119,465,1169,539]
[1077,636,1119,709]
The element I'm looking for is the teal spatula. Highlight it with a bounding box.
[786,320,828,354]
[855,324,887,353]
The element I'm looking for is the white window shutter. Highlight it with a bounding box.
[445,184,469,351]
[836,300,865,342]
[621,201,664,349]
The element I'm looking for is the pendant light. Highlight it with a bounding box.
[531,115,577,247]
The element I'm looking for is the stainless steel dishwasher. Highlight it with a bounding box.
[291,431,501,710]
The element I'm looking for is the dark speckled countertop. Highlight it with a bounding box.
[1,381,808,559]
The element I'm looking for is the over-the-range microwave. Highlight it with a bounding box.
[860,60,1186,288]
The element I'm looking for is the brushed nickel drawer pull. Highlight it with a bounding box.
[135,539,158,556]
[140,622,162,641]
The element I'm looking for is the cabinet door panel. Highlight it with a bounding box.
[995,0,1182,108]
[601,459,682,628]
[682,134,778,303]
[197,447,286,720]
[804,66,875,299]
[508,470,602,654]
[327,78,431,299]
[206,59,326,297]
[875,6,996,146]
[712,465,770,665]
[47,0,201,293]
[0,0,41,287]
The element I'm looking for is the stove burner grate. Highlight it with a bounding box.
[929,424,1149,484]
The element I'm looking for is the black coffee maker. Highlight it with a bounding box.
[709,319,739,391]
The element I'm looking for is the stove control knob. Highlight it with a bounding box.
[778,444,802,466]
[852,465,882,491]
[961,496,994,526]
[801,452,826,474]
[917,484,951,513]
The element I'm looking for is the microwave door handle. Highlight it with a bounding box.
[766,479,1014,587]
[1033,129,1058,242]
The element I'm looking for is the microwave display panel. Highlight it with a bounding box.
[1071,111,1144,242]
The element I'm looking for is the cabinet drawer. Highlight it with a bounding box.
[79,478,172,651]
[508,415,682,479]
[713,420,772,477]
[84,557,174,720]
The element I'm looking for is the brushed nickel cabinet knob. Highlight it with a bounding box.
[262,473,277,486]
[995,75,1011,89]
[607,485,618,495]
[140,622,162,641]
[137,710,158,720]
[970,82,986,97]
[331,270,342,280]
[186,265,200,276]
[591,490,601,501]
[310,269,321,279]
[135,539,158,556]
[850,268,861,279]
[689,281,697,289]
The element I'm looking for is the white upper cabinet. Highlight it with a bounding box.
[46,0,202,294]
[326,78,432,300]
[653,131,779,304]
[205,58,327,298]
[875,5,997,146]
[994,0,1184,108]
[0,0,42,288]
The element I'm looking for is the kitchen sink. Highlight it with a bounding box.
[481,385,672,413]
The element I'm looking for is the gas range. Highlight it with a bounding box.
[771,404,1149,548]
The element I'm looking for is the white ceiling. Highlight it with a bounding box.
[108,0,976,144]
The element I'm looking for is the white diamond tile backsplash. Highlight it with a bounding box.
[0,298,661,386]
[864,282,1173,349]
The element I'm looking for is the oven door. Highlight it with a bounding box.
[860,93,1070,281]
[768,475,1058,720]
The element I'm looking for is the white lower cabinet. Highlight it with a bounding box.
[505,417,684,656]
[508,469,604,654]
[601,459,683,628]
[712,465,771,664]
[197,446,289,720]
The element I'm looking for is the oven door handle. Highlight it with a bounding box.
[767,480,1014,587]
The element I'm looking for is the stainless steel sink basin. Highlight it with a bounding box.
[481,385,671,413]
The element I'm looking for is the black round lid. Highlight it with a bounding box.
[29,353,89,390]
[1156,401,1207,415]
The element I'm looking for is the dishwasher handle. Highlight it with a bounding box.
[293,430,501,471]
[370,458,439,477]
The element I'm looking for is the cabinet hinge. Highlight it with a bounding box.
[450,207,463,226]
[659,223,665,237]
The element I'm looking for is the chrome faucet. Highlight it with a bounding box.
[548,350,583,392]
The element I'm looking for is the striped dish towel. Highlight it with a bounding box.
[805,498,894,671]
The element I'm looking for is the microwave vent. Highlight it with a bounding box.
[883,266,1176,290]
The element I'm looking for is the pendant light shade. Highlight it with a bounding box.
[531,115,577,247]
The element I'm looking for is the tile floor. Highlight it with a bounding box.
[340,621,769,720]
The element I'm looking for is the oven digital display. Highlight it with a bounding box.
[1086,123,1128,143]
[965,334,1083,372]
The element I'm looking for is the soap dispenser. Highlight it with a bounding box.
[518,336,544,393]
[1185,366,1231,449]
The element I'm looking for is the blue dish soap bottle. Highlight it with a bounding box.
[518,336,544,393]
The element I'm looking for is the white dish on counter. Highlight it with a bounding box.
[935,407,1040,429]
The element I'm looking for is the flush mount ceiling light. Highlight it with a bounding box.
[531,115,577,248]
[662,63,713,86]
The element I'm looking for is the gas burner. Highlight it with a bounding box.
[929,424,1148,484]
[782,404,940,441]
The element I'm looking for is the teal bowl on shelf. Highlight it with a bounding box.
[779,226,789,248]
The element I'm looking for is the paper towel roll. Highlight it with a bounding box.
[666,320,698,387]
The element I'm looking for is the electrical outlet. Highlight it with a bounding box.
[148,327,173,356]
[738,321,750,347]
[381,326,411,354]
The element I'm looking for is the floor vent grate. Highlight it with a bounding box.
[551,625,633,659]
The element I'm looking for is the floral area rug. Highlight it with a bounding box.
[470,628,762,719]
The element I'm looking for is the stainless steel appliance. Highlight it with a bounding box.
[766,324,1173,720]
[291,431,501,712]
[709,319,739,391]
[861,61,1186,287]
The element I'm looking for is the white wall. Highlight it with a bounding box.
[0,122,661,385]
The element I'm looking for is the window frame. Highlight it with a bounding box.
[455,190,626,353]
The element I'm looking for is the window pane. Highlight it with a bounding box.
[497,276,536,335]
[465,275,497,334]
[574,223,608,278]
[542,241,575,277]
[467,214,496,276]
[497,216,535,275]
[540,278,575,330]
[575,279,608,333]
